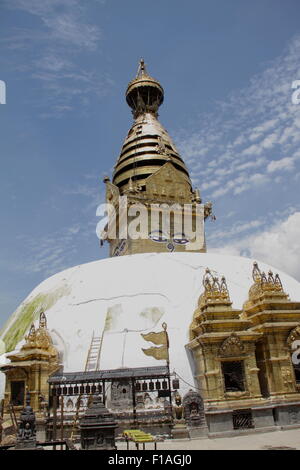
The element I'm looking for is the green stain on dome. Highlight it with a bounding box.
[0,285,70,353]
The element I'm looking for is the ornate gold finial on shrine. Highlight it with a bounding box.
[200,268,231,306]
[22,312,57,355]
[189,270,234,341]
[25,324,36,345]
[244,262,288,310]
[252,262,283,291]
[39,311,47,329]
[253,262,284,292]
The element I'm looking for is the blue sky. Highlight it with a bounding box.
[1,0,300,328]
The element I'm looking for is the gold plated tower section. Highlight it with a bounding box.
[103,59,213,257]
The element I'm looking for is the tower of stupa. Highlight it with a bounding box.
[103,60,212,257]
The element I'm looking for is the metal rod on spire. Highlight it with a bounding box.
[136,58,146,77]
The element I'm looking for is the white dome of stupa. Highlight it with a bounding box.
[1,252,300,398]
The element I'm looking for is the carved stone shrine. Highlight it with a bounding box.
[80,395,117,450]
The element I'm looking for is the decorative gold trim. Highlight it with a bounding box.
[287,324,300,346]
[219,333,245,357]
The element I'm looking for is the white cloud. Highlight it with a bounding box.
[2,0,106,116]
[176,35,300,200]
[267,157,295,173]
[210,171,270,198]
[242,143,262,156]
[9,180,106,278]
[211,211,300,281]
[4,0,101,49]
[236,157,266,172]
[43,13,101,50]
[209,218,265,241]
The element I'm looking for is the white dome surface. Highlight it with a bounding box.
[1,252,300,398]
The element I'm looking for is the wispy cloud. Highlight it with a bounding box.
[13,220,97,278]
[4,0,102,50]
[175,35,300,200]
[2,0,110,116]
[14,229,79,277]
[63,181,105,215]
[11,180,106,277]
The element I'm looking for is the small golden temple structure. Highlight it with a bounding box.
[187,262,300,434]
[0,312,59,440]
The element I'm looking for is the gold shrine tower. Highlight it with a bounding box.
[103,60,213,257]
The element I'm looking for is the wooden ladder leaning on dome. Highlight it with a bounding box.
[70,331,104,441]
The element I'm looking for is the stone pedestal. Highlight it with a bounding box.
[181,390,209,438]
[171,421,189,439]
[35,416,47,442]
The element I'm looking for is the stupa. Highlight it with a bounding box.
[1,60,300,436]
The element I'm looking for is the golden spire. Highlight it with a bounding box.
[112,59,191,193]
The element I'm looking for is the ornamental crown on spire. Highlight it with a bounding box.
[126,59,164,118]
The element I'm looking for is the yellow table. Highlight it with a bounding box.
[123,429,158,450]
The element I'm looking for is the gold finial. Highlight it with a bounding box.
[252,262,261,282]
[246,262,286,310]
[39,311,47,329]
[274,273,283,289]
[203,268,214,289]
[137,58,147,78]
[202,270,231,303]
[220,276,229,296]
[252,262,284,291]
[26,324,36,343]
